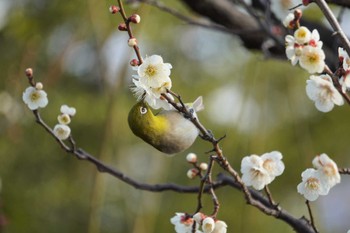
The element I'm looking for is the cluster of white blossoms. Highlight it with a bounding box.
[240,151,285,190]
[297,153,340,201]
[284,13,347,113]
[22,82,48,110]
[285,26,325,74]
[170,212,227,233]
[53,105,76,140]
[131,55,173,110]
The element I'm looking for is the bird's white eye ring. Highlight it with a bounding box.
[140,107,147,114]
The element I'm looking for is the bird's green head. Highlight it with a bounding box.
[128,100,168,142]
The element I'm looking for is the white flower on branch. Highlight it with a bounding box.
[57,113,71,125]
[241,152,284,190]
[297,168,329,201]
[294,26,311,44]
[212,220,227,233]
[299,46,325,74]
[131,55,175,110]
[131,78,173,110]
[60,105,76,116]
[306,74,344,112]
[202,217,215,233]
[285,35,302,66]
[53,124,71,140]
[134,54,172,88]
[312,153,340,188]
[261,151,285,180]
[170,213,202,233]
[22,86,48,110]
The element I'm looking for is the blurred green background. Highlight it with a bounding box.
[1,0,350,232]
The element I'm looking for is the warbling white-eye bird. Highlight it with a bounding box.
[128,97,204,155]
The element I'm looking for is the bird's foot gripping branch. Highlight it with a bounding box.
[21,0,350,233]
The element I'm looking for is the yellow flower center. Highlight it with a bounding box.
[307,53,319,63]
[263,159,273,173]
[30,91,40,102]
[145,65,157,77]
[306,177,319,190]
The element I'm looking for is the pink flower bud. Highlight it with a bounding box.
[118,23,127,31]
[130,59,139,66]
[294,9,302,20]
[129,14,141,24]
[302,0,310,6]
[109,5,120,14]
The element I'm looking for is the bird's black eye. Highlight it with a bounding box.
[140,106,147,115]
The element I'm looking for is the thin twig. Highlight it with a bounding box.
[305,200,318,233]
[117,0,143,64]
[264,185,277,208]
[314,0,350,56]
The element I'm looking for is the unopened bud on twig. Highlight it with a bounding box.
[25,68,33,78]
[199,162,208,171]
[118,23,127,31]
[128,37,137,47]
[187,168,199,179]
[109,5,120,14]
[130,59,139,66]
[302,0,310,6]
[129,14,141,24]
[186,153,197,163]
[35,82,43,90]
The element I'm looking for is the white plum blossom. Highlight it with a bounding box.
[131,55,174,110]
[261,151,285,181]
[299,46,325,73]
[294,26,311,44]
[285,35,303,66]
[297,168,329,201]
[134,54,172,88]
[53,124,71,140]
[60,105,76,116]
[306,74,344,112]
[285,28,324,72]
[202,217,215,233]
[22,86,48,110]
[241,155,270,190]
[309,29,323,48]
[312,154,340,188]
[57,113,71,125]
[131,78,173,110]
[212,221,227,233]
[170,213,202,233]
[241,152,285,190]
